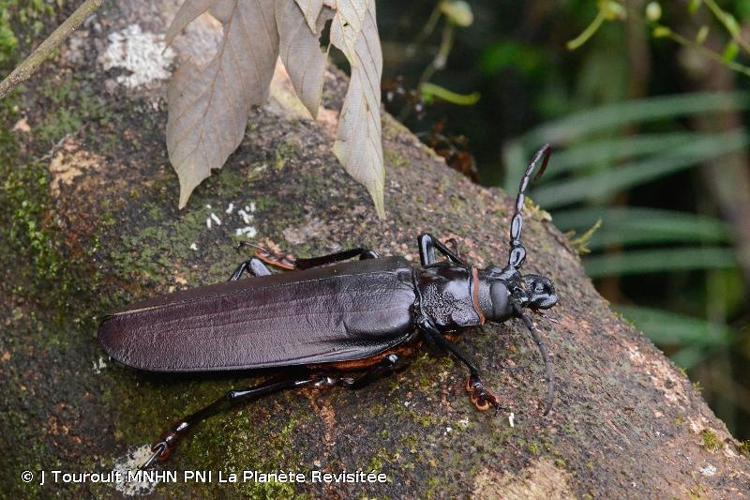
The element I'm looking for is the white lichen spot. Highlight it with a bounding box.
[700,464,717,476]
[210,213,222,225]
[99,24,175,89]
[235,226,257,238]
[92,356,107,374]
[190,243,198,251]
[206,217,212,229]
[226,202,235,214]
[238,209,254,225]
[249,202,256,212]
[111,444,160,496]
[457,417,470,429]
[508,412,515,428]
[444,426,453,435]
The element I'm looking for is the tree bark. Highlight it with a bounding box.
[1,1,749,497]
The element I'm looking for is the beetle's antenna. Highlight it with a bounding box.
[507,144,551,271]
[518,311,555,415]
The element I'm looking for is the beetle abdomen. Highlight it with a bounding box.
[99,257,417,372]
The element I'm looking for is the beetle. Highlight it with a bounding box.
[98,145,558,468]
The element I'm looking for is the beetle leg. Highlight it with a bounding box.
[418,233,467,266]
[251,246,379,271]
[293,248,379,270]
[418,317,504,413]
[142,372,315,467]
[229,257,272,281]
[347,354,409,389]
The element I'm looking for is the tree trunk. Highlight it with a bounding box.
[1,1,748,497]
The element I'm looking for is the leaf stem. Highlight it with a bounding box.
[666,29,750,79]
[703,0,750,55]
[567,10,606,51]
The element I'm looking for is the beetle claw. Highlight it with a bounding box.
[465,376,502,412]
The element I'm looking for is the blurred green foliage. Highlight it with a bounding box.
[379,0,750,438]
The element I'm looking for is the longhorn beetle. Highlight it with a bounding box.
[99,145,558,468]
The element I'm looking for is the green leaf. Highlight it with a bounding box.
[553,207,731,249]
[671,346,710,369]
[723,41,740,63]
[617,305,734,347]
[502,92,750,192]
[531,130,748,208]
[541,132,701,179]
[584,247,737,277]
[521,92,750,147]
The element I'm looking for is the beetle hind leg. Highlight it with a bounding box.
[229,257,272,281]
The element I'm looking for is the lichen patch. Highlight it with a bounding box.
[472,459,575,499]
[98,24,175,89]
[48,140,105,197]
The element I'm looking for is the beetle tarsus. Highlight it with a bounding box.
[466,375,502,412]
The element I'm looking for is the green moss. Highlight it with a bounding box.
[37,77,108,145]
[700,429,720,452]
[527,441,541,456]
[0,0,59,70]
[737,441,750,458]
[384,149,410,169]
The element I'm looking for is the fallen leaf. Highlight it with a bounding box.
[330,0,385,217]
[294,0,324,32]
[276,1,330,118]
[165,0,218,46]
[167,0,279,208]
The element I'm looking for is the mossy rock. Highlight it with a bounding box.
[1,1,749,497]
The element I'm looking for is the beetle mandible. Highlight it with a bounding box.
[98,145,558,468]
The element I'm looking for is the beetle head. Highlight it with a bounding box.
[520,274,558,310]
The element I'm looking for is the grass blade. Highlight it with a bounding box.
[541,132,702,179]
[617,305,734,347]
[554,207,731,250]
[531,130,748,209]
[523,91,750,146]
[584,248,737,277]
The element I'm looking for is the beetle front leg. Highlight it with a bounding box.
[418,318,503,412]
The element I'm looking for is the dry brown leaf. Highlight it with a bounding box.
[167,0,279,208]
[276,1,329,118]
[166,0,385,215]
[209,0,236,23]
[294,0,324,32]
[165,0,218,46]
[330,0,385,217]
